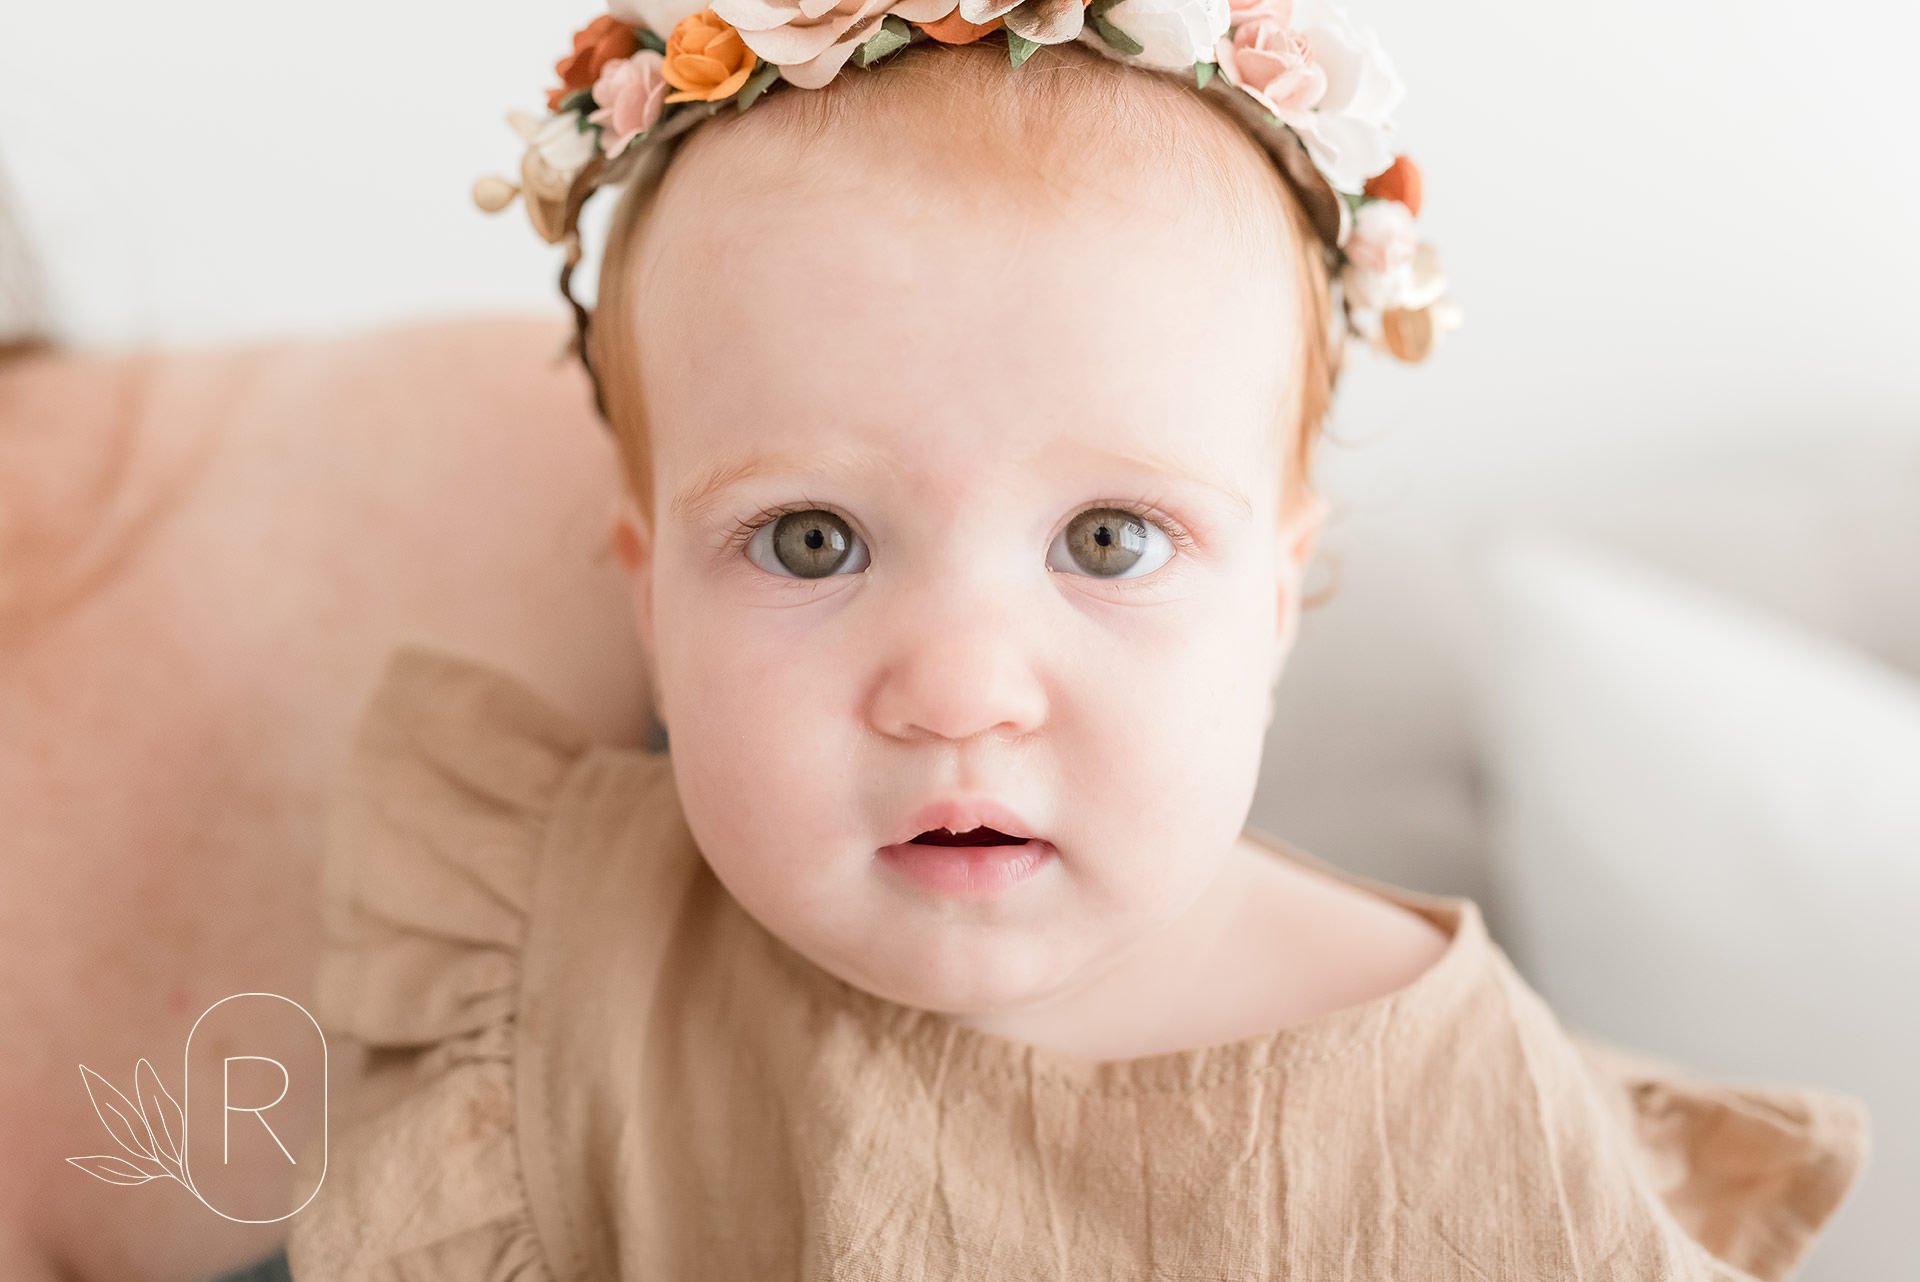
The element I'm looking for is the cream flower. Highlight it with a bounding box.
[1094,0,1231,70]
[709,0,959,88]
[507,107,601,187]
[1342,232,1444,315]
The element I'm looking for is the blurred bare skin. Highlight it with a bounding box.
[0,318,653,1282]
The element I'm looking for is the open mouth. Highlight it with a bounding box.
[909,826,1031,847]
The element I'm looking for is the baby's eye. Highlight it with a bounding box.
[734,503,1188,583]
[742,508,872,580]
[1047,507,1179,580]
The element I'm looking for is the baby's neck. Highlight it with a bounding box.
[941,840,1282,1063]
[943,838,1450,1065]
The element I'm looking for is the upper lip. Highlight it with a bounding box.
[889,798,1045,848]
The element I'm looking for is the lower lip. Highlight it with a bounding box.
[877,840,1056,900]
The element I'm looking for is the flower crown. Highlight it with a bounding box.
[473,0,1461,415]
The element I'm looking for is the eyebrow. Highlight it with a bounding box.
[670,444,889,523]
[1049,444,1256,520]
[668,441,1254,523]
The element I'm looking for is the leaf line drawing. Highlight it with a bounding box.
[66,1057,195,1192]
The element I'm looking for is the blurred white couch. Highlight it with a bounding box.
[1252,434,1919,1279]
[0,162,48,348]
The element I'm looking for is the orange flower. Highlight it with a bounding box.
[662,10,760,104]
[917,10,1005,43]
[1363,154,1423,218]
[548,15,641,111]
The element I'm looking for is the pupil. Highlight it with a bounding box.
[1095,525,1114,547]
[805,528,823,549]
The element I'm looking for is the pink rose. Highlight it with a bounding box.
[1227,0,1287,31]
[1216,15,1327,119]
[589,51,670,160]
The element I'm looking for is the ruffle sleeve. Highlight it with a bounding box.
[1567,1030,1872,1282]
[286,642,594,1281]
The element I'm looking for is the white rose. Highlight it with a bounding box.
[1279,0,1403,193]
[1098,0,1232,70]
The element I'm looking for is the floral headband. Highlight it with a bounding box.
[473,0,1462,416]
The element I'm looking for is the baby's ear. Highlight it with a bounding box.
[1277,489,1330,576]
[609,494,666,736]
[609,495,656,640]
[610,495,647,577]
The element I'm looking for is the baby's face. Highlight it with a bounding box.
[615,138,1325,1021]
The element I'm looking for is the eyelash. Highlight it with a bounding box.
[720,495,1201,564]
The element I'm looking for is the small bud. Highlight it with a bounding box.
[472,175,521,214]
[1381,306,1436,362]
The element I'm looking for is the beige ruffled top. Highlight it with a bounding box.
[285,643,1871,1281]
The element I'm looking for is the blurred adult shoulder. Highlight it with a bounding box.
[0,316,651,1282]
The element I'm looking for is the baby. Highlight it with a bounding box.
[280,4,1868,1280]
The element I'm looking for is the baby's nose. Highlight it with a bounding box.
[865,579,1048,745]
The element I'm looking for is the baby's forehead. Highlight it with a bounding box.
[638,187,1298,477]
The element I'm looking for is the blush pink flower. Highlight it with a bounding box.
[589,50,671,159]
[1343,196,1417,277]
[1216,13,1327,119]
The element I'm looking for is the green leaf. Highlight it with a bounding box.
[853,15,914,67]
[558,89,594,115]
[1194,61,1216,90]
[735,59,782,111]
[1006,31,1041,68]
[1088,13,1144,56]
[636,28,668,54]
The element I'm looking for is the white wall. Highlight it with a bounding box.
[5,2,1917,484]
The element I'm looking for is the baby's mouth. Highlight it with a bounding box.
[909,826,1031,847]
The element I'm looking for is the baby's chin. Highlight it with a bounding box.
[785,888,1102,1021]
